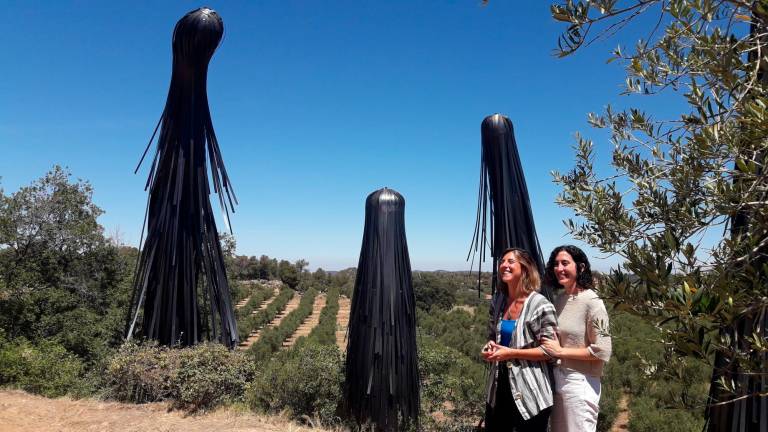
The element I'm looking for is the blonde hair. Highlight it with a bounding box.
[498,248,541,295]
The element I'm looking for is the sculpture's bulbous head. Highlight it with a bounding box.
[172,7,224,67]
[481,113,513,138]
[366,187,405,215]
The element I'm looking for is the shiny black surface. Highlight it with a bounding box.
[344,188,420,431]
[469,114,551,301]
[125,7,238,349]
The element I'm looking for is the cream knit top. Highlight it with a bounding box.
[554,289,612,377]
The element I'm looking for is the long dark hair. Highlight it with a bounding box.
[344,188,419,432]
[125,7,238,349]
[544,245,594,290]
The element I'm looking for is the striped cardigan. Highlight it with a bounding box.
[484,291,558,420]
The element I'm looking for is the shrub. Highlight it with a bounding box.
[105,342,176,403]
[595,372,620,432]
[629,395,704,432]
[306,285,340,346]
[0,337,87,398]
[238,288,294,342]
[236,283,274,319]
[105,341,256,411]
[418,335,485,431]
[418,307,487,364]
[173,343,256,411]
[236,284,278,341]
[248,288,318,362]
[247,342,343,425]
[595,311,710,430]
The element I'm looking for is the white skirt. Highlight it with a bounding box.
[550,366,601,432]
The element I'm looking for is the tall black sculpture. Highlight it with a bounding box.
[344,188,420,432]
[706,129,767,429]
[469,114,552,301]
[125,7,238,349]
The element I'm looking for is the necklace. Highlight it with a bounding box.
[503,296,527,320]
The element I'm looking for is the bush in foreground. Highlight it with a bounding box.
[106,341,255,411]
[418,335,485,431]
[0,336,88,398]
[247,342,343,426]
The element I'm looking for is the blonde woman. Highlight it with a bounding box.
[480,248,558,432]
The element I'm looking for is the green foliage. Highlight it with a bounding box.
[594,311,710,431]
[228,279,247,304]
[106,342,181,403]
[312,267,331,288]
[629,395,704,432]
[306,285,340,345]
[0,337,87,398]
[173,343,257,411]
[414,272,468,311]
[248,288,319,362]
[238,287,295,342]
[226,253,311,285]
[550,0,768,408]
[106,342,256,412]
[278,260,300,289]
[235,283,277,341]
[246,342,343,426]
[417,307,487,363]
[0,166,134,364]
[332,268,356,298]
[418,335,485,431]
[595,378,620,432]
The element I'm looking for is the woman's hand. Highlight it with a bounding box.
[481,341,497,361]
[541,338,562,357]
[485,342,513,362]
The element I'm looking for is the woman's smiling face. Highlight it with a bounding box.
[498,250,522,290]
[553,250,578,289]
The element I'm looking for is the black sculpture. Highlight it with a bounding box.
[469,114,552,301]
[125,7,238,348]
[705,129,767,429]
[344,188,420,432]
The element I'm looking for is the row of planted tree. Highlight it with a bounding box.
[228,273,713,432]
[0,262,712,432]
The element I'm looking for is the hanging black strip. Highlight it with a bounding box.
[126,7,238,349]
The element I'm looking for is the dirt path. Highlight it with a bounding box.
[335,296,351,351]
[238,292,301,350]
[450,305,476,315]
[0,390,328,432]
[264,293,301,330]
[255,287,280,312]
[283,294,326,348]
[610,393,630,431]
[235,296,251,310]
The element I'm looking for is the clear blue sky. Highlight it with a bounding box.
[1,1,673,271]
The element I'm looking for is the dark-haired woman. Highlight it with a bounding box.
[542,245,612,432]
[480,248,558,432]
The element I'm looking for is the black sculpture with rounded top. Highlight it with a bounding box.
[470,114,552,312]
[344,187,420,432]
[126,7,238,349]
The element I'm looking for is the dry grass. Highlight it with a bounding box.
[0,390,335,432]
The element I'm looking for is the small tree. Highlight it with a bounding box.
[0,166,128,361]
[278,259,299,289]
[549,1,766,429]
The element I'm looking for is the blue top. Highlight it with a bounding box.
[500,319,517,347]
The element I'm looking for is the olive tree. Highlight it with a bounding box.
[549,1,766,429]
